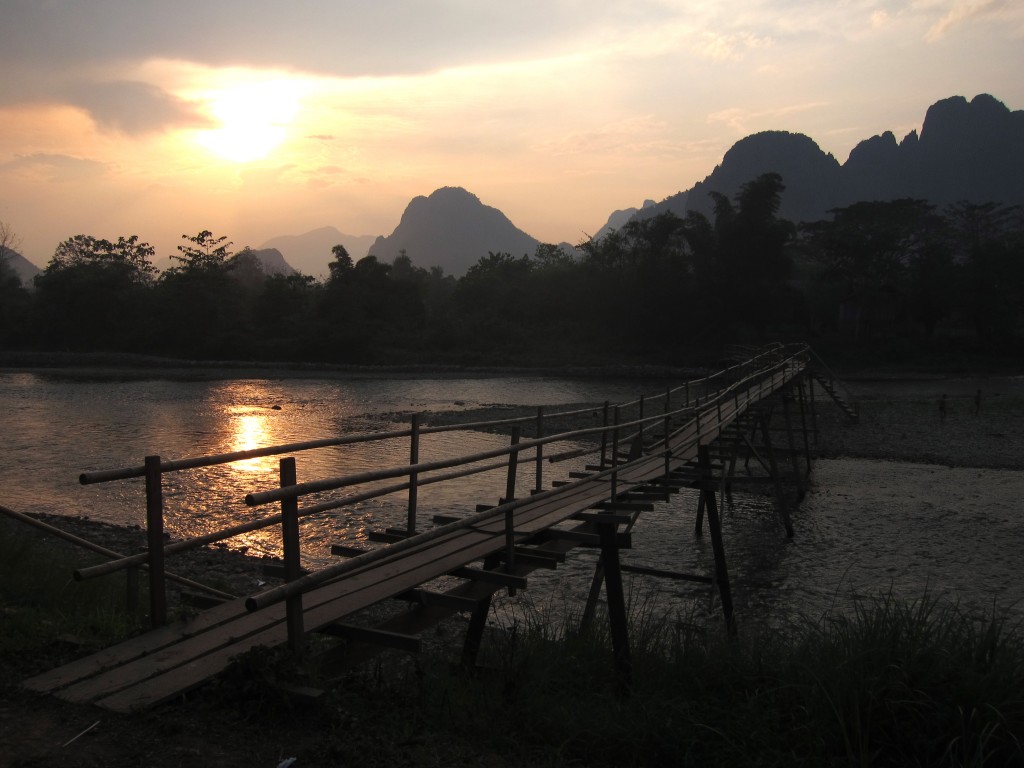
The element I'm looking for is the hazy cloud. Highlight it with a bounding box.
[62,81,209,134]
[0,153,109,183]
[926,0,1009,40]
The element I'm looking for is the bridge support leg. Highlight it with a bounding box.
[598,522,632,693]
[580,562,604,632]
[797,378,813,480]
[782,392,805,501]
[758,411,794,538]
[699,446,736,637]
[461,555,499,669]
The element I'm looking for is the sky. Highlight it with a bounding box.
[1,0,1022,270]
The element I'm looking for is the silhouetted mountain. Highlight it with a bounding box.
[634,93,1024,226]
[260,226,377,278]
[246,248,296,276]
[369,187,540,276]
[844,93,1024,208]
[0,248,41,287]
[592,200,657,241]
[639,131,844,223]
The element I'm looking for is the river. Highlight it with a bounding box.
[2,369,1021,628]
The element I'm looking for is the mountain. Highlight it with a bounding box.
[0,248,41,287]
[634,93,1024,226]
[592,200,657,241]
[368,186,540,276]
[259,226,377,278]
[247,248,295,276]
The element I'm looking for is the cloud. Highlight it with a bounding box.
[62,81,209,135]
[0,1,619,80]
[707,101,832,134]
[925,0,1009,40]
[0,153,109,183]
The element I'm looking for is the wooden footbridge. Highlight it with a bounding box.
[14,343,856,711]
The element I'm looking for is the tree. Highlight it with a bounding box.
[328,244,353,282]
[801,199,939,340]
[45,234,157,284]
[0,220,29,344]
[171,230,233,273]
[0,220,21,273]
[33,234,157,350]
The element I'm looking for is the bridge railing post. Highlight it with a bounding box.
[534,407,544,494]
[504,427,521,596]
[407,414,420,536]
[599,401,610,468]
[144,455,167,629]
[637,395,645,448]
[280,457,305,654]
[611,405,620,500]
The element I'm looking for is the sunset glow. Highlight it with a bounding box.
[193,80,304,163]
[1,1,1022,268]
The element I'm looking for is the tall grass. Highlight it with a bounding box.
[374,590,1024,767]
[0,522,138,663]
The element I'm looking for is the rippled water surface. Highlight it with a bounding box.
[2,371,1021,624]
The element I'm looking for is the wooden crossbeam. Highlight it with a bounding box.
[449,567,528,589]
[393,589,479,612]
[619,563,713,584]
[318,623,422,653]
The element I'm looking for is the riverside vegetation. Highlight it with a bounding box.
[2,178,1024,370]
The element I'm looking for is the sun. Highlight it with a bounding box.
[195,79,303,163]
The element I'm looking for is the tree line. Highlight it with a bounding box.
[2,173,1022,367]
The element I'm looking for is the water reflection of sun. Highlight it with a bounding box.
[229,407,277,473]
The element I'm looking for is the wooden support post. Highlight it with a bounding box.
[808,376,819,451]
[610,405,620,500]
[694,492,706,536]
[580,561,604,632]
[757,410,794,538]
[407,414,420,535]
[698,446,736,636]
[143,455,167,629]
[534,407,544,493]
[505,427,521,596]
[599,401,609,468]
[797,378,813,478]
[280,457,305,655]
[782,392,805,501]
[637,395,645,447]
[462,555,499,668]
[599,521,632,693]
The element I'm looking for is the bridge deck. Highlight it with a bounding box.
[23,355,806,712]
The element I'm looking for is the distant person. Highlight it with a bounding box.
[974,389,982,416]
[938,393,947,421]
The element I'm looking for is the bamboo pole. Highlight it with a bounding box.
[280,457,305,654]
[144,455,167,628]
[407,414,420,535]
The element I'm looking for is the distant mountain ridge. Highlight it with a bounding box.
[259,226,377,278]
[635,93,1024,226]
[368,187,540,277]
[0,247,41,286]
[246,248,295,276]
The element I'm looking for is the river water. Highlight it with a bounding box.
[2,370,1021,628]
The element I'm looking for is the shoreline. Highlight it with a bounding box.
[0,349,705,381]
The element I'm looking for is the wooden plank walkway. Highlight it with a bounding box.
[23,357,806,712]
